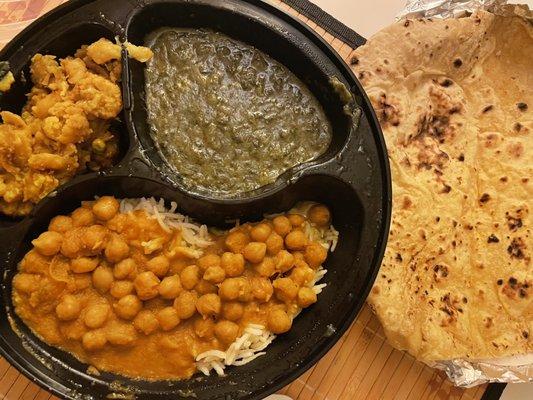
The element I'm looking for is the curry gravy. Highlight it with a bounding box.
[145,29,332,196]
[12,197,333,380]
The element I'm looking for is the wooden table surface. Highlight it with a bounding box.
[0,1,488,399]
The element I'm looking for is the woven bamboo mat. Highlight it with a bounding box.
[0,1,489,399]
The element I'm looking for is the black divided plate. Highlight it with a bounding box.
[0,0,391,399]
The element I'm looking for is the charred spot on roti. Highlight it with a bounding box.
[453,58,463,67]
[507,238,526,260]
[506,210,524,231]
[507,142,524,158]
[482,105,493,113]
[376,93,400,127]
[487,234,499,243]
[439,78,453,87]
[516,102,527,111]
[479,193,491,203]
[502,276,530,299]
[433,264,449,282]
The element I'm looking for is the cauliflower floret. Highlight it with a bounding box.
[86,38,122,65]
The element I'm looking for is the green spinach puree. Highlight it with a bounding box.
[145,29,332,196]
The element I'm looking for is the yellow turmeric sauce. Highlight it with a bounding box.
[12,197,333,380]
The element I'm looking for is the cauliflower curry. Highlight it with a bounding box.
[0,39,153,216]
[12,196,333,380]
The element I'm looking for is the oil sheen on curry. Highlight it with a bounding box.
[12,196,337,380]
[144,29,332,196]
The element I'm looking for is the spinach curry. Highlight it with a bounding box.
[145,29,332,196]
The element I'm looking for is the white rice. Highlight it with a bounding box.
[117,198,338,376]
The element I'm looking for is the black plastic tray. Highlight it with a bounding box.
[0,1,391,399]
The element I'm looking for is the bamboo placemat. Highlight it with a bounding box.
[0,1,488,399]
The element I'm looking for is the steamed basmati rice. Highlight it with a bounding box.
[117,197,338,377]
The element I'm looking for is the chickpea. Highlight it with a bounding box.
[267,309,292,334]
[202,266,225,283]
[92,196,119,221]
[114,294,142,320]
[288,214,306,227]
[214,320,240,344]
[113,258,136,279]
[225,231,249,253]
[285,230,308,251]
[106,213,127,233]
[13,273,39,293]
[250,223,272,242]
[105,234,129,263]
[275,250,295,273]
[60,231,82,258]
[83,224,108,253]
[273,216,291,237]
[252,278,273,303]
[71,274,91,292]
[146,255,170,278]
[71,257,99,273]
[133,310,159,335]
[308,204,330,226]
[243,242,267,264]
[110,280,134,298]
[254,257,275,278]
[218,277,251,301]
[92,265,114,293]
[297,287,317,308]
[84,303,110,328]
[55,295,81,321]
[173,291,198,319]
[32,231,62,256]
[194,317,215,340]
[195,279,218,295]
[293,251,305,262]
[222,302,244,321]
[273,277,299,301]
[19,250,48,274]
[48,215,73,233]
[220,252,245,277]
[71,207,95,227]
[158,275,182,299]
[196,293,221,318]
[180,265,200,290]
[134,271,160,300]
[157,307,181,331]
[290,264,315,286]
[197,254,221,272]
[106,322,137,346]
[82,330,107,351]
[265,232,284,255]
[304,242,328,268]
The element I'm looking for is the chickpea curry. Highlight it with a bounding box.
[12,196,335,380]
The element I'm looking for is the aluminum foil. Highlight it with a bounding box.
[398,0,512,19]
[429,354,533,387]
[393,0,533,388]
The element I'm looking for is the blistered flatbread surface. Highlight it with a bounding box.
[352,11,532,361]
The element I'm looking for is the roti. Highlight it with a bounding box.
[352,10,532,361]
